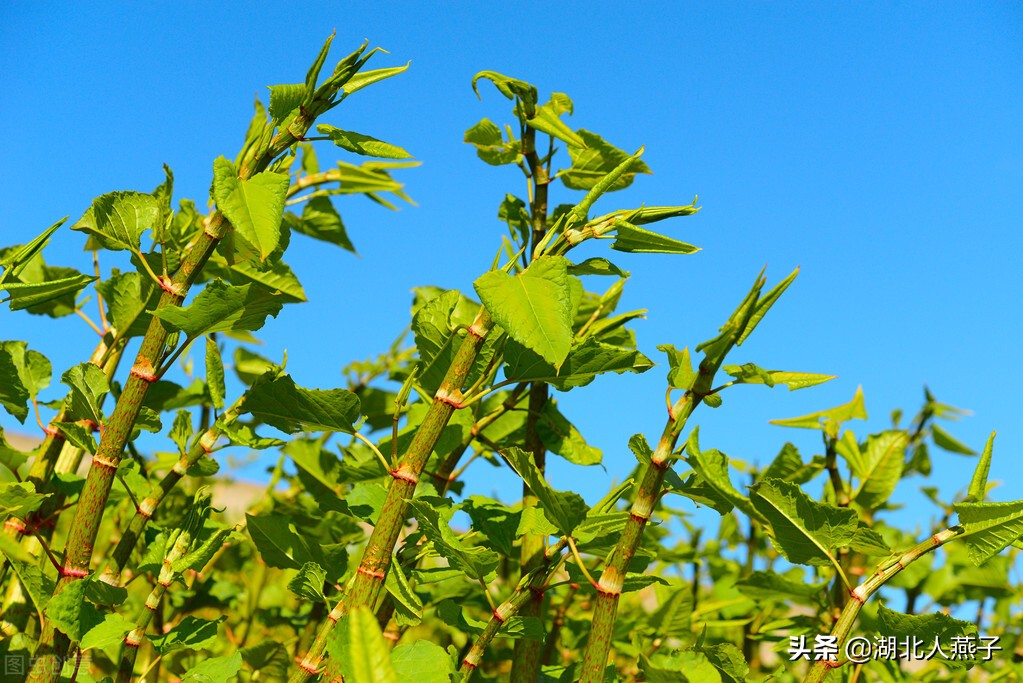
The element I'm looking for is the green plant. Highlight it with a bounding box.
[0,36,1019,683]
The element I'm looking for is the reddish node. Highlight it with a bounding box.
[390,468,419,484]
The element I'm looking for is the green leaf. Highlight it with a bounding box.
[339,606,400,683]
[0,346,29,422]
[408,499,499,581]
[953,500,1023,566]
[931,423,976,455]
[611,221,699,255]
[876,603,974,645]
[722,363,834,391]
[245,512,322,570]
[3,272,97,311]
[658,345,696,391]
[205,337,226,410]
[0,342,48,401]
[851,431,909,509]
[234,347,278,385]
[95,270,159,338]
[464,119,521,166]
[212,156,290,262]
[735,570,826,602]
[149,615,226,654]
[698,642,749,683]
[736,266,798,345]
[72,191,160,252]
[761,443,824,485]
[228,257,307,302]
[504,446,589,534]
[288,562,327,605]
[0,481,48,519]
[51,421,97,455]
[0,426,30,472]
[749,478,857,567]
[0,217,65,285]
[537,400,602,465]
[287,196,355,252]
[471,71,538,108]
[0,542,54,620]
[246,375,360,434]
[44,578,104,642]
[60,362,109,426]
[647,585,693,639]
[318,124,412,159]
[268,83,305,121]
[181,651,243,683]
[175,526,236,573]
[384,559,423,627]
[684,428,764,523]
[568,257,626,277]
[342,61,412,96]
[410,288,502,395]
[154,279,284,338]
[848,524,892,555]
[559,130,651,192]
[504,337,654,391]
[390,641,454,683]
[461,496,521,557]
[522,93,584,147]
[79,611,134,651]
[474,256,574,368]
[770,386,868,438]
[967,432,996,502]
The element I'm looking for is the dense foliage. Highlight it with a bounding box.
[1,37,1020,683]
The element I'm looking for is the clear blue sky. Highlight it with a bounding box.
[1,3,1021,536]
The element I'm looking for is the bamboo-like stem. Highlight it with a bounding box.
[802,527,963,683]
[291,308,495,682]
[98,397,245,586]
[27,48,359,681]
[115,565,170,682]
[510,115,552,683]
[460,538,568,679]
[578,361,721,681]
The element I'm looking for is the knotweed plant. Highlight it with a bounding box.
[0,36,1019,683]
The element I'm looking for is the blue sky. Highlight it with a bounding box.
[1,3,1021,537]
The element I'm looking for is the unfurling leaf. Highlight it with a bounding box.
[559,130,651,192]
[318,125,412,159]
[722,362,834,391]
[206,336,226,410]
[967,431,996,502]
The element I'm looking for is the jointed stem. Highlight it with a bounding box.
[291,308,494,682]
[460,538,569,679]
[802,527,963,683]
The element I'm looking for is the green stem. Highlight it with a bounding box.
[460,539,568,679]
[98,399,243,586]
[291,308,494,682]
[802,526,963,683]
[511,120,551,682]
[578,385,705,682]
